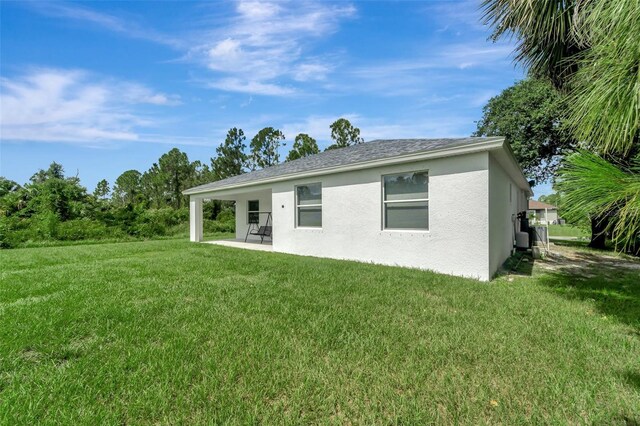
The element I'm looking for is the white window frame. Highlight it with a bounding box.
[247,199,259,224]
[295,183,322,228]
[382,170,429,231]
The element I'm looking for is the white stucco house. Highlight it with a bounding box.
[184,137,532,281]
[527,200,559,225]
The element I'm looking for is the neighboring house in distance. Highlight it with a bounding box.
[528,200,559,225]
[184,137,533,281]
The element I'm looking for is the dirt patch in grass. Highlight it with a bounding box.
[501,243,639,335]
[529,242,640,334]
[538,242,640,278]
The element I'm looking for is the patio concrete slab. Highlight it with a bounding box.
[204,239,273,252]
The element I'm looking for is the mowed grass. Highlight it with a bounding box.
[1,240,638,424]
[548,224,589,238]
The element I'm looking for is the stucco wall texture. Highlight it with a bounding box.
[270,152,499,280]
[196,151,527,281]
[488,154,528,277]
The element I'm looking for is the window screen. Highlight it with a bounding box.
[383,172,428,230]
[296,183,322,227]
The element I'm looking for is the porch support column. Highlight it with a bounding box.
[190,197,203,242]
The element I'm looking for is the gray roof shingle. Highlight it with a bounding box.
[184,137,503,194]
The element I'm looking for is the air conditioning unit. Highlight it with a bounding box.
[515,231,529,249]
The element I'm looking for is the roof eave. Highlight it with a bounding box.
[184,138,506,197]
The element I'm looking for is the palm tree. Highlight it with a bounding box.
[557,151,640,254]
[481,0,584,90]
[482,0,640,252]
[565,0,640,156]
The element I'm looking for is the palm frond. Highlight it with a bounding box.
[558,151,640,253]
[566,0,640,155]
[481,0,583,88]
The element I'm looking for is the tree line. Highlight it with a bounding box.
[0,119,363,248]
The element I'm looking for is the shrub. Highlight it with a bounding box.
[32,212,60,240]
[216,207,235,223]
[204,219,235,233]
[55,219,119,241]
[0,218,20,248]
[132,208,189,237]
[0,213,61,247]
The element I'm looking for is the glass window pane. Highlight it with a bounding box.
[248,212,260,224]
[384,172,428,201]
[248,200,260,223]
[385,201,428,229]
[297,183,322,205]
[298,206,322,227]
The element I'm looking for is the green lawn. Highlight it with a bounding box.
[1,240,638,424]
[548,224,589,238]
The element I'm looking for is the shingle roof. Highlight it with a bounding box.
[528,200,558,210]
[184,137,504,195]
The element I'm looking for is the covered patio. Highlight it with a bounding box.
[188,186,273,245]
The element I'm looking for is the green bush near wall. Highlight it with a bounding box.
[0,208,236,248]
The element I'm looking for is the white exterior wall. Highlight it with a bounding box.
[545,210,559,223]
[528,209,558,224]
[518,187,528,213]
[189,198,203,242]
[233,190,272,242]
[488,154,527,277]
[271,152,492,280]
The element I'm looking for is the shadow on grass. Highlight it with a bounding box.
[622,371,640,424]
[537,267,640,332]
[550,238,622,253]
[615,415,640,426]
[614,410,640,426]
[625,371,640,391]
[499,251,534,277]
[549,239,591,249]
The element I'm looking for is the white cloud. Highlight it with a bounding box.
[281,113,475,150]
[469,90,498,107]
[421,0,487,32]
[333,40,516,100]
[21,0,517,104]
[281,115,351,144]
[9,0,521,147]
[440,44,515,69]
[350,43,513,81]
[208,78,295,96]
[0,68,181,144]
[120,83,182,105]
[293,63,331,82]
[240,96,253,108]
[192,0,356,96]
[25,1,182,48]
[359,119,470,140]
[236,1,281,20]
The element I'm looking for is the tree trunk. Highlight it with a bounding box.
[589,214,608,249]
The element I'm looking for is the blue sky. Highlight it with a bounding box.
[1,1,551,195]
